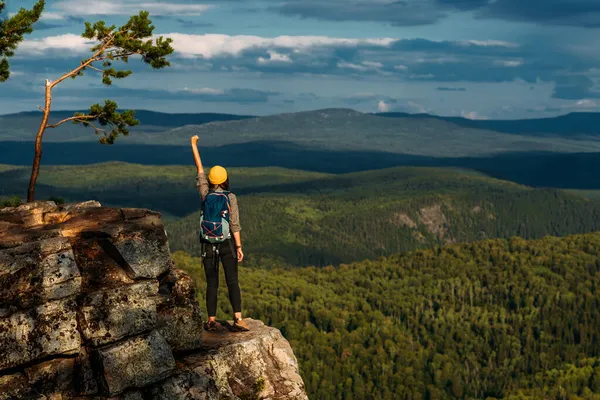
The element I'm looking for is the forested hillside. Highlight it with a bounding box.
[174,233,600,399]
[3,163,600,267]
[167,167,600,267]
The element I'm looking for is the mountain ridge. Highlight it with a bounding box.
[3,107,600,135]
[375,110,600,136]
[3,108,600,152]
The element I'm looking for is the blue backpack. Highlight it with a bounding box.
[199,190,232,243]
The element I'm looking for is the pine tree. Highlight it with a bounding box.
[0,0,45,82]
[26,11,174,202]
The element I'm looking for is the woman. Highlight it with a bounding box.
[190,134,249,332]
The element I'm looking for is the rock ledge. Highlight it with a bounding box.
[0,201,307,399]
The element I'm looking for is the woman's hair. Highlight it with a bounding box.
[210,178,230,191]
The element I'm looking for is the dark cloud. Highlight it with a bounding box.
[10,26,599,102]
[165,37,598,97]
[435,0,489,11]
[31,22,67,30]
[551,75,600,100]
[83,87,279,103]
[388,38,522,57]
[175,19,214,28]
[272,1,444,26]
[473,0,600,28]
[436,87,467,91]
[0,82,279,104]
[262,0,600,28]
[32,15,85,30]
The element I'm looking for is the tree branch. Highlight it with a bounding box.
[49,47,108,89]
[101,50,141,61]
[83,120,107,135]
[46,115,96,129]
[87,64,103,72]
[47,28,129,89]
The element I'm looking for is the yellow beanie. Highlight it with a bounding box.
[208,166,228,185]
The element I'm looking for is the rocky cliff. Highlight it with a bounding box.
[0,201,308,400]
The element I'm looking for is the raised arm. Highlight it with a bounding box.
[191,135,203,174]
[191,135,209,199]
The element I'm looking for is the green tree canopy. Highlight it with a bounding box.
[0,0,44,82]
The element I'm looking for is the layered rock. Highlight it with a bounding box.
[0,201,307,399]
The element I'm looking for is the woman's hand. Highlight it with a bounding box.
[237,247,244,262]
[190,135,199,146]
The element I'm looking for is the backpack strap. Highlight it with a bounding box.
[217,191,232,213]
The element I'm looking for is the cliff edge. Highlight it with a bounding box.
[0,201,308,400]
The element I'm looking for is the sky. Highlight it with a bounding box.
[1,0,600,118]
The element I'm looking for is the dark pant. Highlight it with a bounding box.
[202,239,242,317]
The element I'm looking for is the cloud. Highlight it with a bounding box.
[551,75,600,100]
[273,1,445,26]
[494,60,523,67]
[16,34,96,56]
[527,99,599,113]
[461,110,488,120]
[377,100,391,112]
[264,0,600,28]
[15,32,518,63]
[470,0,600,28]
[13,31,597,101]
[372,98,430,114]
[175,19,214,28]
[107,86,279,103]
[181,87,225,95]
[258,50,292,64]
[52,0,213,16]
[3,83,278,104]
[575,99,598,108]
[337,61,382,72]
[436,87,467,91]
[164,33,397,59]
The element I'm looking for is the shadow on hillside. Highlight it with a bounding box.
[2,140,600,189]
[2,143,600,219]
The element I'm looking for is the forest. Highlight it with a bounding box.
[174,233,600,399]
[166,169,600,267]
[3,163,600,398]
[3,163,600,267]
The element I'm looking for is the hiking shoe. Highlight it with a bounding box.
[233,318,249,332]
[204,320,219,332]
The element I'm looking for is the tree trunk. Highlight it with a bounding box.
[27,80,52,202]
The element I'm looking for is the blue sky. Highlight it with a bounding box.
[2,0,600,118]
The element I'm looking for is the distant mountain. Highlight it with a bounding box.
[4,108,600,157]
[122,108,600,157]
[375,111,600,137]
[0,110,253,141]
